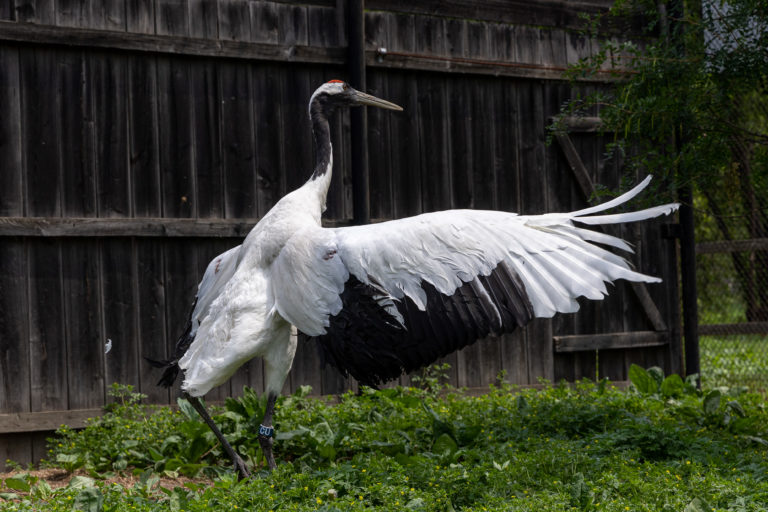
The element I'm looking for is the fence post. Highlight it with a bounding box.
[679,185,700,378]
[347,0,369,225]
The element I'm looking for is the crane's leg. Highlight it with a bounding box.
[259,322,297,470]
[258,393,278,470]
[182,392,251,480]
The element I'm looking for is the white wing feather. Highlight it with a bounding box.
[189,245,241,337]
[272,177,679,335]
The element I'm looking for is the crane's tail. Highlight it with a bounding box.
[145,320,195,388]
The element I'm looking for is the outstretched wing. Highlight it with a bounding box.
[271,177,678,387]
[148,244,241,387]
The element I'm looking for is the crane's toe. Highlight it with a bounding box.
[233,453,251,480]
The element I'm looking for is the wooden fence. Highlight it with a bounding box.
[0,0,681,468]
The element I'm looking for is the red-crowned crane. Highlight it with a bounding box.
[149,80,678,479]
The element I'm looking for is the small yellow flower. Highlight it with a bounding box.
[316,498,323,505]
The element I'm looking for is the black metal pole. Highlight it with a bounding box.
[348,0,369,225]
[679,185,700,378]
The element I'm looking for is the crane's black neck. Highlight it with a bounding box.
[310,104,333,180]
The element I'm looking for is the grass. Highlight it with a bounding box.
[1,372,767,511]
[700,335,768,391]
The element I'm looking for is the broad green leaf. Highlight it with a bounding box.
[684,497,712,512]
[629,364,657,394]
[432,433,458,456]
[647,366,664,387]
[726,401,746,418]
[73,486,104,512]
[0,493,19,500]
[68,476,96,490]
[660,374,684,397]
[4,477,30,492]
[703,390,721,415]
[177,397,201,422]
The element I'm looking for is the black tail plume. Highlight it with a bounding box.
[145,312,196,388]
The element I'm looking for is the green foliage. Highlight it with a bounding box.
[4,375,766,511]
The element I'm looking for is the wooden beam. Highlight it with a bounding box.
[366,0,629,33]
[0,20,345,64]
[555,116,605,133]
[554,331,669,353]
[368,50,623,83]
[0,408,102,433]
[0,217,356,237]
[553,132,597,198]
[699,322,768,336]
[696,238,768,254]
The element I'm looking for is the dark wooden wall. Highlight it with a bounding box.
[0,0,680,468]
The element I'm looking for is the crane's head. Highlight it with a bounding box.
[309,80,403,118]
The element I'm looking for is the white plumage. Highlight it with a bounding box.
[150,80,678,476]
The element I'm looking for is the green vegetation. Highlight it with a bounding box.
[2,373,767,511]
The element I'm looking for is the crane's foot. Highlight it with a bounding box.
[258,424,277,471]
[232,453,251,480]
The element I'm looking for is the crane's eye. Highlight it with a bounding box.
[342,83,348,90]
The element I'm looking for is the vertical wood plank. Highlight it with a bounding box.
[280,70,311,193]
[1,434,32,470]
[28,240,67,411]
[90,0,126,31]
[102,239,139,390]
[0,240,31,465]
[250,0,278,44]
[55,0,87,27]
[0,47,22,216]
[21,48,60,217]
[307,6,336,47]
[59,51,96,217]
[290,336,323,395]
[62,240,104,408]
[157,56,194,218]
[126,0,154,33]
[253,65,285,216]
[190,59,222,219]
[92,52,130,217]
[366,69,393,220]
[0,0,15,20]
[387,72,421,218]
[136,239,170,403]
[14,0,54,23]
[220,60,257,219]
[218,0,250,41]
[155,0,188,36]
[128,54,161,218]
[190,0,217,39]
[277,3,308,46]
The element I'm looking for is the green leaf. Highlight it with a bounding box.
[660,374,684,397]
[177,397,201,422]
[647,366,664,388]
[0,493,19,501]
[684,497,712,512]
[68,476,96,490]
[432,433,458,456]
[726,401,746,418]
[73,487,104,512]
[703,390,721,415]
[4,477,30,492]
[629,364,658,394]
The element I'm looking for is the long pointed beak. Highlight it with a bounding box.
[350,89,403,111]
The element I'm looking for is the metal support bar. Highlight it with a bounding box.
[348,0,369,225]
[678,185,700,377]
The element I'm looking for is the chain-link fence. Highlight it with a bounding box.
[696,179,768,392]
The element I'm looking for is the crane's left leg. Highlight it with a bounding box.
[183,392,251,480]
